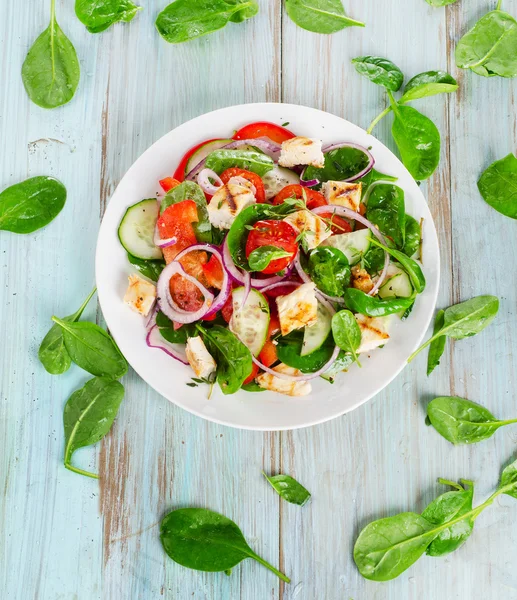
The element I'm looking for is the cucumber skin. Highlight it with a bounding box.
[118,199,162,260]
[229,287,270,357]
[323,229,371,265]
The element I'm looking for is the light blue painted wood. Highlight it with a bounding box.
[1,0,517,599]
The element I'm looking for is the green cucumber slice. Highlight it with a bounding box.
[185,139,233,175]
[262,166,300,200]
[229,287,270,356]
[378,264,413,299]
[322,229,371,265]
[301,300,332,356]
[118,199,161,260]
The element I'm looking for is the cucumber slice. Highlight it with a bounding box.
[229,287,270,356]
[301,300,332,356]
[262,166,300,200]
[322,229,371,265]
[378,264,413,299]
[185,139,233,175]
[118,199,162,260]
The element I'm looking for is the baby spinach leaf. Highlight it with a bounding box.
[161,181,212,242]
[22,0,80,109]
[455,9,517,78]
[127,253,165,281]
[369,238,426,293]
[284,0,364,34]
[331,309,361,364]
[242,381,265,392]
[205,150,273,177]
[156,0,259,43]
[320,349,354,382]
[499,459,517,499]
[304,145,371,186]
[0,176,66,234]
[39,288,97,375]
[365,183,406,248]
[263,472,311,506]
[52,317,128,379]
[276,331,334,373]
[248,246,291,271]
[426,396,517,445]
[401,71,458,102]
[75,0,142,33]
[389,95,441,181]
[160,508,290,582]
[408,295,499,362]
[307,247,351,297]
[422,479,475,557]
[352,56,404,91]
[344,288,415,317]
[402,215,421,257]
[357,168,398,198]
[426,0,458,5]
[477,153,517,219]
[156,311,195,344]
[426,309,446,375]
[198,325,252,394]
[63,376,124,478]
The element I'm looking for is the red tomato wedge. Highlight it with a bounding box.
[159,177,180,193]
[202,254,225,289]
[233,122,295,144]
[317,211,353,235]
[173,138,222,182]
[220,168,266,203]
[258,315,280,367]
[273,184,327,210]
[245,219,298,275]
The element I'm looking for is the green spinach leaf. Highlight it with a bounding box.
[205,150,274,177]
[0,176,66,234]
[22,0,80,109]
[156,0,259,43]
[402,214,421,257]
[248,246,291,271]
[63,376,124,478]
[369,238,426,293]
[477,153,517,219]
[426,309,446,375]
[307,247,350,297]
[160,181,212,242]
[331,309,361,364]
[263,472,311,506]
[276,331,334,373]
[52,317,128,379]
[284,0,364,34]
[352,56,403,91]
[304,145,371,186]
[156,311,195,344]
[39,288,97,375]
[344,288,415,317]
[127,253,165,281]
[357,168,398,198]
[320,349,354,382]
[75,0,141,33]
[242,381,265,392]
[365,183,406,247]
[160,508,290,581]
[401,71,458,102]
[499,458,517,499]
[426,0,458,6]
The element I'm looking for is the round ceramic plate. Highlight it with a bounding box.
[96,103,440,431]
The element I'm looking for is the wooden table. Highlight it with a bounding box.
[2,1,517,598]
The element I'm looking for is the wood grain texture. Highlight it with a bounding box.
[1,1,517,599]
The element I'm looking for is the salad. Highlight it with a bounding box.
[118,121,426,397]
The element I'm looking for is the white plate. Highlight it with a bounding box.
[96,103,440,431]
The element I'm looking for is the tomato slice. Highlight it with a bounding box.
[233,121,295,144]
[220,168,266,203]
[273,184,327,210]
[202,254,224,289]
[159,177,180,193]
[317,211,352,235]
[157,200,198,263]
[173,138,222,182]
[221,293,233,323]
[243,362,259,385]
[245,219,298,275]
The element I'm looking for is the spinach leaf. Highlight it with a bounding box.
[198,325,252,394]
[331,309,361,364]
[421,479,474,557]
[307,247,350,297]
[39,288,96,375]
[205,150,274,177]
[127,252,165,282]
[402,214,421,257]
[156,311,195,344]
[426,309,446,375]
[408,295,499,362]
[75,0,141,33]
[242,381,265,392]
[477,153,517,219]
[160,508,290,581]
[156,0,259,43]
[248,246,291,271]
[63,377,124,478]
[455,9,517,79]
[320,349,354,382]
[161,181,212,242]
[344,288,415,317]
[362,245,385,275]
[357,168,398,198]
[0,176,66,234]
[401,71,458,102]
[276,331,334,373]
[426,0,458,5]
[369,238,426,293]
[263,472,311,506]
[284,0,364,34]
[365,183,406,247]
[22,0,80,109]
[499,459,517,499]
[52,317,128,379]
[426,396,517,445]
[304,145,371,186]
[389,95,440,181]
[352,56,403,91]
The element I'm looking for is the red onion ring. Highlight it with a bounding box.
[293,253,345,304]
[300,177,319,187]
[145,302,158,329]
[197,168,224,196]
[253,344,340,382]
[242,270,251,305]
[312,205,390,295]
[146,325,189,365]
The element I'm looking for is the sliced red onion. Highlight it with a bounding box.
[174,244,231,317]
[314,292,337,316]
[154,222,177,249]
[242,270,251,305]
[145,302,158,329]
[312,205,390,295]
[197,168,224,196]
[293,254,345,304]
[146,325,188,365]
[300,177,320,187]
[321,142,375,182]
[157,261,214,324]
